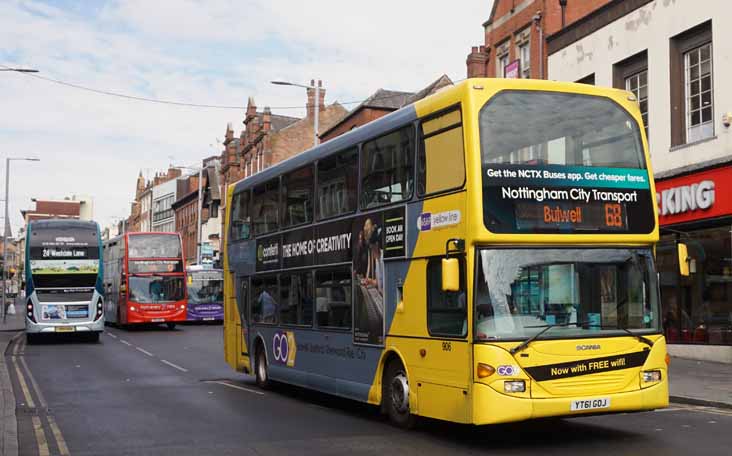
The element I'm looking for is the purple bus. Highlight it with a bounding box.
[186,267,223,322]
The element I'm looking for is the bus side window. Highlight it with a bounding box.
[315,268,352,329]
[317,148,358,220]
[418,108,465,196]
[252,179,280,236]
[426,257,467,337]
[361,126,415,209]
[251,275,278,324]
[282,165,314,227]
[230,190,251,241]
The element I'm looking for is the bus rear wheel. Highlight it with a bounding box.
[383,360,416,429]
[255,345,270,389]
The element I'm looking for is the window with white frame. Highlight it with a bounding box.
[684,42,713,143]
[495,40,509,77]
[625,69,649,139]
[515,27,531,79]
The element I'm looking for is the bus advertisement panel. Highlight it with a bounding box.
[25,220,104,343]
[186,268,223,322]
[223,79,667,428]
[103,233,187,329]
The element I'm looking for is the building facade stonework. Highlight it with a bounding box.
[547,0,732,361]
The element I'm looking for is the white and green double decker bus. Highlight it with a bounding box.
[25,219,104,343]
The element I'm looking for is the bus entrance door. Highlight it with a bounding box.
[235,276,251,373]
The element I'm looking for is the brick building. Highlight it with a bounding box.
[320,75,453,142]
[125,167,181,234]
[173,159,221,266]
[218,81,347,238]
[466,0,611,79]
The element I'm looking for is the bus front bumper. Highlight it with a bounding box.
[472,381,668,425]
[26,317,105,334]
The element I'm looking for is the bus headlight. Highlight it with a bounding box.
[130,306,136,312]
[642,370,662,383]
[504,380,526,393]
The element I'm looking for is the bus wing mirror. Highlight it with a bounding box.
[442,258,460,292]
[677,242,690,277]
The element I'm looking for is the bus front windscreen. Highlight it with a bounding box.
[479,90,655,234]
[128,234,181,259]
[129,276,185,303]
[187,271,224,304]
[474,248,660,341]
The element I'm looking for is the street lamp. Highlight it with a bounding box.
[172,165,205,265]
[271,80,321,147]
[3,157,40,323]
[0,68,39,73]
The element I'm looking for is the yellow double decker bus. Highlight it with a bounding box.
[223,78,672,427]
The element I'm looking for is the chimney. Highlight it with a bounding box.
[263,107,272,131]
[466,45,490,78]
[306,80,325,118]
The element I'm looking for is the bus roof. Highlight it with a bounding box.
[28,219,99,231]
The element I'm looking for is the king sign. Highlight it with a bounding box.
[656,180,715,216]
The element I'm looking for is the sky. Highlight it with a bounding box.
[0,0,489,234]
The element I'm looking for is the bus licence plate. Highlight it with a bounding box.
[151,318,165,322]
[55,326,75,333]
[570,398,610,411]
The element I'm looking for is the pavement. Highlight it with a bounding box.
[669,356,732,409]
[0,303,23,456]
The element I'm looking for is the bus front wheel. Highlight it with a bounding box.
[255,345,270,389]
[383,360,416,429]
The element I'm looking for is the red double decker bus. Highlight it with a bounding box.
[103,232,187,329]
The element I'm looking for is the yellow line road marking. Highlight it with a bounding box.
[20,356,47,408]
[204,380,265,396]
[32,416,50,456]
[12,358,35,408]
[47,415,70,456]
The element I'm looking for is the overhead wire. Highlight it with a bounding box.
[1,64,466,111]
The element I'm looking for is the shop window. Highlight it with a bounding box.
[252,179,279,236]
[251,275,278,324]
[280,273,314,326]
[282,165,314,227]
[361,126,415,209]
[659,226,732,346]
[418,108,465,196]
[426,257,467,337]
[317,148,358,220]
[315,268,352,329]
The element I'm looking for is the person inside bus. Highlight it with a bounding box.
[150,280,164,302]
[258,288,277,323]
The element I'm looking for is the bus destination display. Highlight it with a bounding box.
[515,201,627,231]
[483,164,654,234]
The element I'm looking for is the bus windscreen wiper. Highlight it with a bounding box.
[615,327,654,347]
[509,320,596,355]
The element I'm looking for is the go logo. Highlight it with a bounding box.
[497,365,521,376]
[272,331,296,367]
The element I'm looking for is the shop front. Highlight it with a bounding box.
[656,164,732,361]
